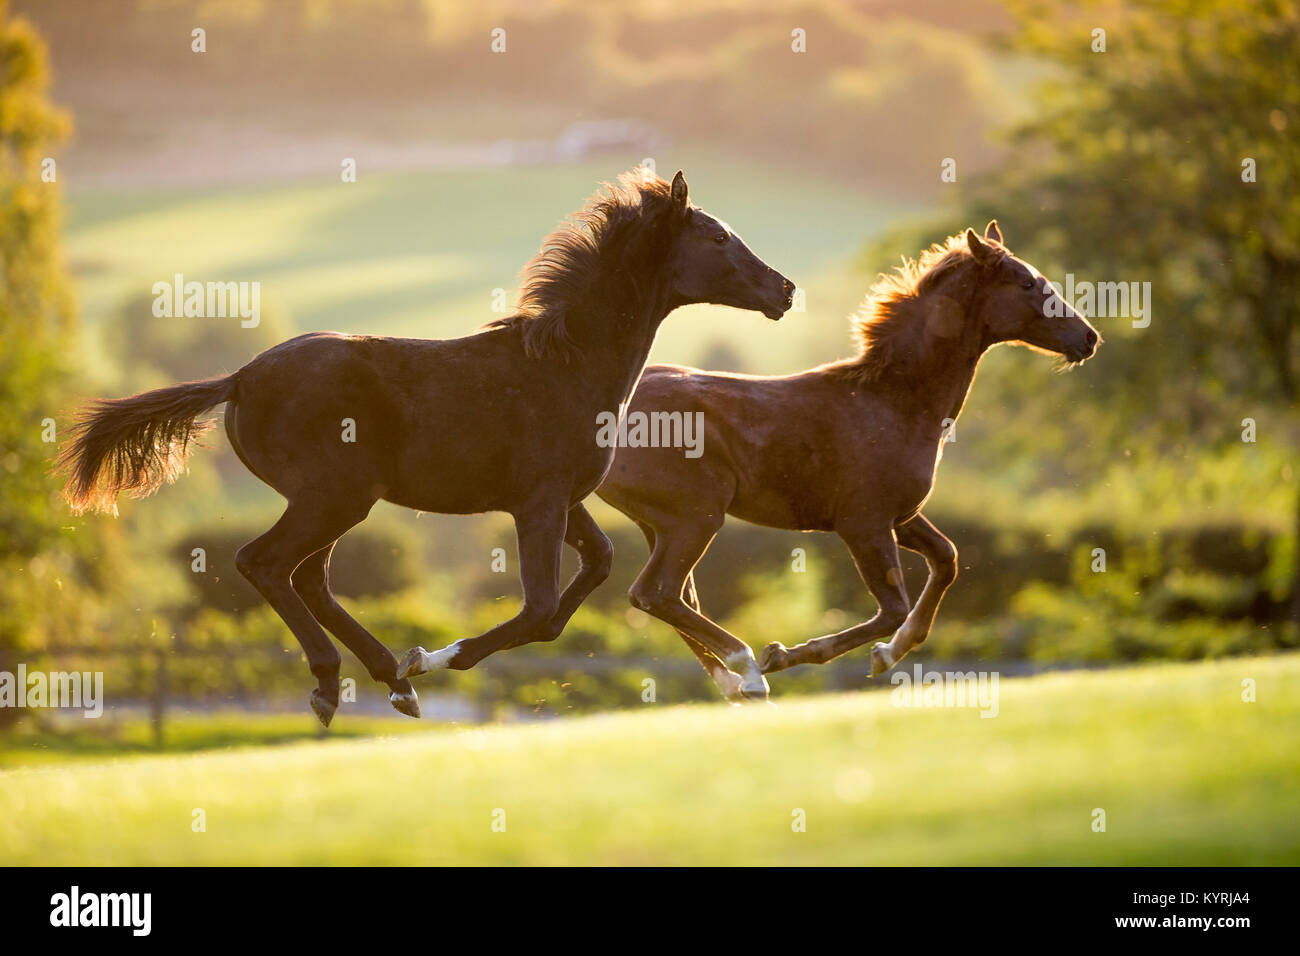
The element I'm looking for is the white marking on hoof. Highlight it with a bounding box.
[389,689,421,719]
[870,641,896,677]
[726,650,770,700]
[711,668,745,701]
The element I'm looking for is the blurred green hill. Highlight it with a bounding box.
[21,0,1017,193]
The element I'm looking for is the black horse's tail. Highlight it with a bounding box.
[56,374,239,515]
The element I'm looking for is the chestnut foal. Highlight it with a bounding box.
[596,222,1100,701]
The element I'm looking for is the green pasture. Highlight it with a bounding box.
[2,654,1296,865]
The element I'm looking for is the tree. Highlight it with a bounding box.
[0,1,123,724]
[961,0,1299,618]
[0,0,71,555]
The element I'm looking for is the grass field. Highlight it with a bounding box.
[1,654,1296,865]
[0,711,436,768]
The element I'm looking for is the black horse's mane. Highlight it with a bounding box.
[485,171,681,360]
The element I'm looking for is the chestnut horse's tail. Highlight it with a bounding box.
[57,373,239,516]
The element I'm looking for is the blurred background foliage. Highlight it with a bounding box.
[0,0,1295,741]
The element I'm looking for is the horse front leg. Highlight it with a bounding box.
[760,524,910,675]
[628,517,769,702]
[504,502,612,649]
[885,513,958,672]
[397,501,565,676]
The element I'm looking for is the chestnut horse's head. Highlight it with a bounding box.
[664,171,795,320]
[967,221,1100,364]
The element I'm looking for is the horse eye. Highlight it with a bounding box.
[714,233,729,244]
[1021,278,1036,289]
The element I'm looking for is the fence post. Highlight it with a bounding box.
[151,647,168,748]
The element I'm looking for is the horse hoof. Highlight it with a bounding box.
[389,688,421,719]
[759,642,789,673]
[870,642,895,677]
[739,673,771,702]
[396,647,428,680]
[310,690,337,728]
[738,687,777,708]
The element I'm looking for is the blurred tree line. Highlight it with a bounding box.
[21,0,1013,194]
[863,0,1297,627]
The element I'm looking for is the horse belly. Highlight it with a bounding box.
[384,429,612,515]
[383,438,514,514]
[723,437,841,531]
[728,487,837,532]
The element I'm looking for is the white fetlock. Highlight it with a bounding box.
[423,641,463,670]
[870,641,896,677]
[725,650,770,700]
[712,668,745,701]
[893,618,927,649]
[397,641,463,679]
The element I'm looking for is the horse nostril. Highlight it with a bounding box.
[1085,329,1098,349]
[782,278,795,296]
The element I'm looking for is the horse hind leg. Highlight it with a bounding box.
[628,523,743,702]
[680,574,745,703]
[628,516,770,702]
[235,497,374,727]
[292,544,420,718]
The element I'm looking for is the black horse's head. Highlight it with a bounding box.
[662,171,794,320]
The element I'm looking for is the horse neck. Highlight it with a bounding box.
[569,281,673,407]
[867,286,992,428]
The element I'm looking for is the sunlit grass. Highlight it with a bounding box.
[0,711,438,768]
[2,654,1295,865]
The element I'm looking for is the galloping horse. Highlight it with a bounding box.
[58,171,795,725]
[595,222,1100,701]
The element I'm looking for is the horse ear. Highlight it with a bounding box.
[670,170,689,212]
[984,219,1003,245]
[966,227,994,265]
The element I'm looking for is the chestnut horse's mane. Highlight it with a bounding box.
[485,171,679,360]
[832,232,1006,382]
